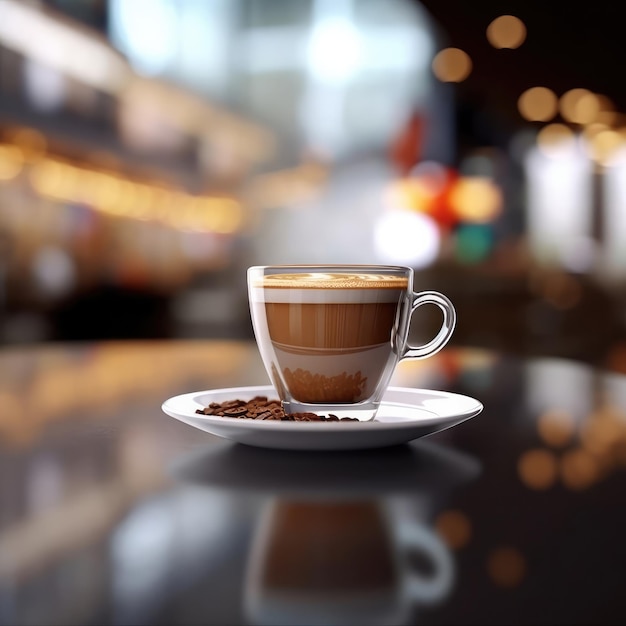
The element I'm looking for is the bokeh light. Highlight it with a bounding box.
[9,127,47,161]
[518,448,558,489]
[560,448,599,490]
[586,129,625,165]
[537,409,576,447]
[435,510,472,550]
[517,87,558,122]
[560,89,600,125]
[0,144,24,180]
[448,176,503,223]
[374,209,440,267]
[487,547,527,587]
[536,123,575,158]
[486,15,527,49]
[454,224,493,263]
[432,47,472,83]
[410,160,450,196]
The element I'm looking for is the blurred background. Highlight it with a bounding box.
[1,0,626,367]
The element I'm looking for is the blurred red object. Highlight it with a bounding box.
[390,112,425,175]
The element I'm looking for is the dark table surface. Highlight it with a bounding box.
[1,340,626,626]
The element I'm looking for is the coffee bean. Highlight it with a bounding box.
[223,407,248,417]
[195,398,362,422]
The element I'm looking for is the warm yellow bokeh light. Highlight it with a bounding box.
[586,129,625,165]
[580,407,626,455]
[432,48,472,83]
[448,176,502,223]
[560,449,599,490]
[536,123,575,157]
[538,410,576,448]
[518,448,558,490]
[435,510,472,550]
[596,110,619,126]
[560,88,600,124]
[583,122,609,142]
[595,94,615,124]
[385,179,434,213]
[0,144,24,181]
[517,87,558,122]
[487,547,527,588]
[486,15,527,49]
[28,157,242,233]
[9,127,47,161]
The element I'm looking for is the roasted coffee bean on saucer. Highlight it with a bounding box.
[196,396,358,421]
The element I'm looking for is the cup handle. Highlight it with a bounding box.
[397,522,455,604]
[401,291,456,360]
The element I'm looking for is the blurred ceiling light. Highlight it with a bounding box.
[449,177,503,223]
[0,145,24,181]
[536,123,575,157]
[432,48,472,83]
[486,15,527,49]
[517,86,558,122]
[0,0,130,94]
[560,88,600,124]
[374,209,440,267]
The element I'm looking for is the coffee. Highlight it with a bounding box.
[250,273,408,404]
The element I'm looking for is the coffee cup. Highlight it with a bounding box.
[247,265,456,420]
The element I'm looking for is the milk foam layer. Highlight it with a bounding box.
[256,273,408,290]
[251,273,408,304]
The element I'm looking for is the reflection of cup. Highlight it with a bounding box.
[245,500,453,626]
[248,265,456,420]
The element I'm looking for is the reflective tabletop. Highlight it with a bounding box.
[2,340,626,625]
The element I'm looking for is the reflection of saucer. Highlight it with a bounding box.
[161,385,483,451]
[168,438,481,500]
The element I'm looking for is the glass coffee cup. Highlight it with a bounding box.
[248,265,456,421]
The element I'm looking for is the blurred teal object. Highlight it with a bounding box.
[454,224,493,263]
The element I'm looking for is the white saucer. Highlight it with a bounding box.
[161,385,483,451]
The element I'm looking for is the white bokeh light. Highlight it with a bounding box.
[307,17,362,83]
[374,210,440,267]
